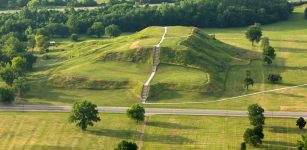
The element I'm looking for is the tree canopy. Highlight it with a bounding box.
[297,117,307,130]
[69,100,101,130]
[245,23,262,46]
[126,104,145,122]
[248,104,265,126]
[115,140,138,150]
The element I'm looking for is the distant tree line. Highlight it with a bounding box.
[0,0,293,36]
[0,0,97,9]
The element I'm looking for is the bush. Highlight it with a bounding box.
[71,34,79,41]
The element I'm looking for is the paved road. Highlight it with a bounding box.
[0,105,306,118]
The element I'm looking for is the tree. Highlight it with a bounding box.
[105,24,122,37]
[87,22,105,37]
[297,135,307,150]
[66,14,80,33]
[35,35,49,53]
[243,128,262,147]
[245,23,262,46]
[263,46,276,64]
[20,52,37,71]
[115,140,138,150]
[12,56,27,74]
[126,104,145,122]
[305,7,307,19]
[253,125,264,139]
[0,64,17,86]
[297,117,306,130]
[12,77,29,97]
[68,100,101,130]
[240,142,246,150]
[267,73,282,83]
[71,34,79,41]
[244,70,254,90]
[27,35,36,52]
[2,36,25,60]
[248,104,265,126]
[45,23,71,37]
[0,87,15,103]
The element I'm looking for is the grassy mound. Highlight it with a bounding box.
[149,27,258,101]
[25,26,256,105]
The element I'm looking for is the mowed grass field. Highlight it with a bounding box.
[0,112,305,150]
[147,6,307,111]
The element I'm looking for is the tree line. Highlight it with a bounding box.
[0,0,98,9]
[0,0,293,36]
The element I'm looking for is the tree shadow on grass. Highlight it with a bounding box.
[88,129,139,139]
[267,126,305,134]
[88,128,194,144]
[143,134,194,144]
[261,141,296,150]
[146,121,199,129]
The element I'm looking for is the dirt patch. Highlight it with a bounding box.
[130,41,140,49]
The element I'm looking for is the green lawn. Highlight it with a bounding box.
[153,64,208,85]
[0,112,305,150]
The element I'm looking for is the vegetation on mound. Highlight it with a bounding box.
[149,27,258,99]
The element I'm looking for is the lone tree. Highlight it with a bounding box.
[105,24,122,37]
[245,23,262,46]
[297,135,307,150]
[248,104,265,126]
[263,46,276,64]
[297,117,306,130]
[267,73,282,83]
[115,140,138,150]
[126,104,145,122]
[69,100,101,130]
[244,70,254,90]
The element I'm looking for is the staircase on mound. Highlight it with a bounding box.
[141,46,160,103]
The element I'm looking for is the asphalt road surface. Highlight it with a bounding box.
[0,105,306,118]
